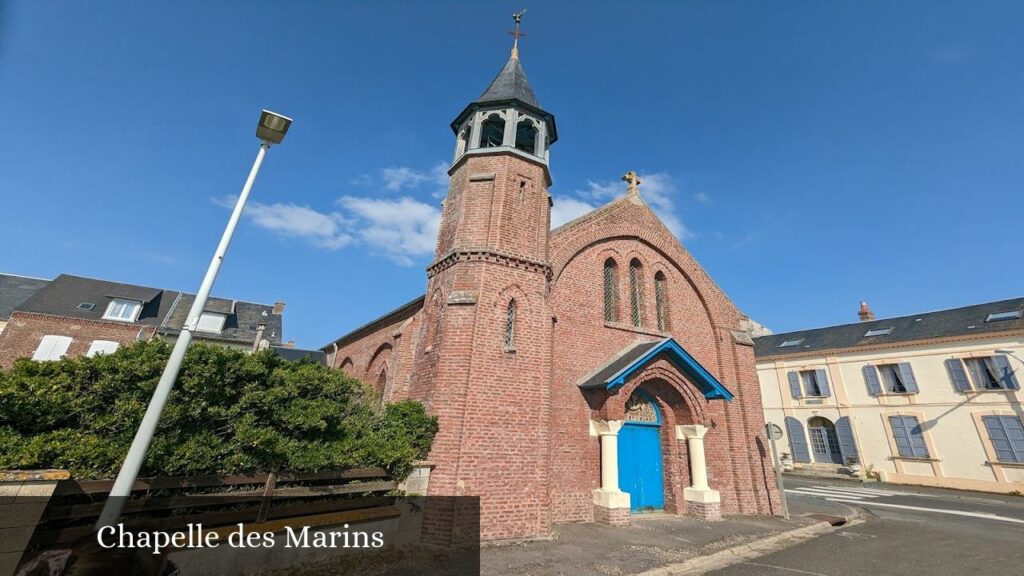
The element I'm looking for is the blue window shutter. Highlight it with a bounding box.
[992,356,1020,390]
[785,416,811,463]
[863,365,883,395]
[890,416,929,458]
[835,416,858,463]
[907,418,930,458]
[787,371,802,398]
[945,358,972,392]
[814,368,831,397]
[898,363,919,393]
[983,416,1024,463]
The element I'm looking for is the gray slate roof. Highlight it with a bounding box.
[478,57,540,108]
[271,346,327,365]
[0,274,50,321]
[578,339,661,390]
[754,297,1024,358]
[14,274,281,345]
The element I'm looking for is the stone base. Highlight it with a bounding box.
[592,489,631,526]
[686,499,722,521]
[594,504,631,526]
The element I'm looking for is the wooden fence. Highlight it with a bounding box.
[29,468,401,548]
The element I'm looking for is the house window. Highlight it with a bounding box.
[32,335,73,361]
[981,416,1024,464]
[629,259,643,328]
[966,357,1018,390]
[879,364,908,393]
[864,327,894,337]
[654,271,667,332]
[778,338,804,348]
[196,312,227,333]
[985,311,1021,322]
[603,259,618,322]
[889,415,930,458]
[86,340,119,357]
[514,118,538,155]
[504,299,516,350]
[801,370,826,396]
[103,299,142,322]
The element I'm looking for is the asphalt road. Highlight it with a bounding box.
[708,476,1024,576]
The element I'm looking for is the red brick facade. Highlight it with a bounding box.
[323,56,782,541]
[0,312,156,369]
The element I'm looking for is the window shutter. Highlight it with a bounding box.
[835,416,859,464]
[86,340,119,357]
[983,416,1024,463]
[862,365,883,396]
[907,419,930,458]
[814,368,831,397]
[32,335,72,361]
[785,416,811,463]
[993,356,1020,390]
[787,371,802,399]
[945,358,972,392]
[898,363,919,393]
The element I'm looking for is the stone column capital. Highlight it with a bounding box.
[676,424,709,440]
[590,419,624,437]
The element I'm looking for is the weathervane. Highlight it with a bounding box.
[509,9,527,59]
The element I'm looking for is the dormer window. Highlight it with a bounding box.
[103,299,142,322]
[196,312,227,334]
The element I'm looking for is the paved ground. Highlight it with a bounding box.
[480,513,817,576]
[707,476,1024,576]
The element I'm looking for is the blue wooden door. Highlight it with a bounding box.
[618,422,665,511]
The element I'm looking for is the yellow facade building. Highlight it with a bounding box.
[755,299,1024,494]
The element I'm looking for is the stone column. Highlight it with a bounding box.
[677,425,721,521]
[590,420,630,526]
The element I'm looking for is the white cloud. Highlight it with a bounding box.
[378,163,449,195]
[216,196,354,250]
[337,196,441,265]
[551,196,597,228]
[693,191,711,204]
[569,172,694,240]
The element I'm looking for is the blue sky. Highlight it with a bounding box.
[2,1,1022,348]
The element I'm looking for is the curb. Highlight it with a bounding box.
[635,515,857,576]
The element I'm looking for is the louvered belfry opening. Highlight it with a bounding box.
[603,258,618,322]
[655,271,667,332]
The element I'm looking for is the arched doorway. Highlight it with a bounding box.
[808,416,843,464]
[617,390,664,512]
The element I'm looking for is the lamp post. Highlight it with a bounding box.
[96,110,292,529]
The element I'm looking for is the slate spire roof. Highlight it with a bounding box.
[477,56,540,109]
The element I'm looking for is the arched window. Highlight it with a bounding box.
[504,299,517,350]
[480,113,505,148]
[629,259,643,327]
[376,367,387,394]
[514,119,538,155]
[339,357,354,372]
[603,258,618,322]
[654,271,668,332]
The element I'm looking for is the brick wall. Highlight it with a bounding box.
[0,312,156,368]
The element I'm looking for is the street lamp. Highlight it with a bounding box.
[96,110,292,529]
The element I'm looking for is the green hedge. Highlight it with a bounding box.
[0,340,437,480]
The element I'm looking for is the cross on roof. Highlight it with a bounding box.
[509,9,527,59]
[622,171,641,195]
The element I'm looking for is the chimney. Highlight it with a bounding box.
[286,340,296,349]
[858,301,875,322]
[272,300,285,315]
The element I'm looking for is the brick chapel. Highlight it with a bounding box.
[322,28,781,541]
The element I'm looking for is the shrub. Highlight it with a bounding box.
[0,340,437,480]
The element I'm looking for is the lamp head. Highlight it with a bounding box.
[256,109,292,145]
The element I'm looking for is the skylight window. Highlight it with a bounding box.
[864,328,893,337]
[76,302,95,311]
[779,339,804,348]
[986,311,1022,322]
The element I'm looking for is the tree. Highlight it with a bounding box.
[0,340,437,480]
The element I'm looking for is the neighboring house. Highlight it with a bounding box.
[321,39,780,542]
[0,273,50,336]
[755,299,1024,494]
[0,274,284,368]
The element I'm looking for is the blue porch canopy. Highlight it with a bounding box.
[577,337,734,401]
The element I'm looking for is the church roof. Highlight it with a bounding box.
[477,57,540,108]
[578,337,734,401]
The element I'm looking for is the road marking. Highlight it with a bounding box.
[785,489,877,500]
[824,498,1024,524]
[793,487,886,498]
[736,562,834,576]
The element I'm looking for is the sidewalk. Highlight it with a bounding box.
[480,511,836,576]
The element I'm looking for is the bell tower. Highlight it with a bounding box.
[409,12,557,541]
